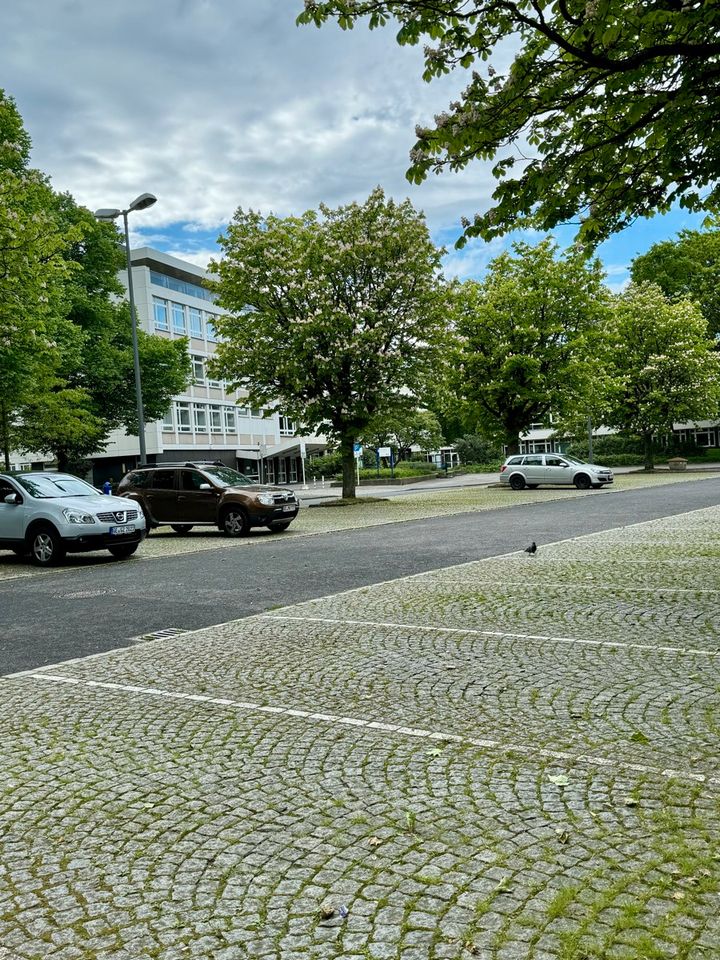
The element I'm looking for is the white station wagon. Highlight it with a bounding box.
[500,453,614,491]
[0,472,146,566]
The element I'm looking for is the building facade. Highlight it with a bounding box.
[90,248,325,485]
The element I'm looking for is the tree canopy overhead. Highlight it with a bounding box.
[299,1,720,246]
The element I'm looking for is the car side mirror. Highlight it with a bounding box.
[199,483,212,490]
[4,493,21,505]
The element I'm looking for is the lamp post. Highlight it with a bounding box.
[94,193,157,465]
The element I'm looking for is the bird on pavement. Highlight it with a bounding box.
[524,541,537,554]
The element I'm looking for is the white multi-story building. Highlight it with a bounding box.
[90,248,326,485]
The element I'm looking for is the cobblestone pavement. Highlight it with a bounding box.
[1,505,720,959]
[0,471,715,583]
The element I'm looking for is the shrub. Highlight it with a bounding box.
[454,434,503,465]
[305,452,343,479]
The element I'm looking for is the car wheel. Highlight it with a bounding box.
[170,524,193,534]
[267,521,292,532]
[509,474,526,491]
[108,544,139,559]
[574,473,592,490]
[221,508,249,537]
[29,525,66,567]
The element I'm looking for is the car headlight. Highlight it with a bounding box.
[257,493,275,506]
[63,508,96,524]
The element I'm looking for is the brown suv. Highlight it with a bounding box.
[118,462,299,535]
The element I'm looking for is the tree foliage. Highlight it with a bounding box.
[360,408,444,460]
[631,227,720,338]
[210,188,449,497]
[452,239,609,452]
[299,1,720,246]
[600,283,720,469]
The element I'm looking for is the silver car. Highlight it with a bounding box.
[499,453,614,491]
[0,472,146,566]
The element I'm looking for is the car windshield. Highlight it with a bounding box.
[16,475,98,499]
[202,465,254,487]
[561,455,585,465]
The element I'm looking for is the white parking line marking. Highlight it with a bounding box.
[25,672,720,789]
[257,615,720,659]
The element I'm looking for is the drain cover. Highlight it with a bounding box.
[131,627,190,643]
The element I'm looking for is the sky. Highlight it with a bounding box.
[0,0,706,290]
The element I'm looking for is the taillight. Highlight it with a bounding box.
[500,465,507,472]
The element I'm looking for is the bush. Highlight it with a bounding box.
[358,462,437,480]
[454,434,503,465]
[305,452,343,479]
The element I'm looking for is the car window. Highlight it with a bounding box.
[151,470,177,490]
[0,479,17,500]
[181,470,207,491]
[15,475,97,498]
[524,455,543,465]
[202,465,253,487]
[123,470,151,489]
[545,456,566,467]
[506,456,524,465]
[563,454,584,464]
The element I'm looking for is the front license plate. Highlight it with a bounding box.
[282,505,295,513]
[110,524,135,536]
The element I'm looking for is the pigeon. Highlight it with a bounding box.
[524,541,537,554]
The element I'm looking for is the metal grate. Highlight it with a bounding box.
[96,509,139,522]
[131,627,190,644]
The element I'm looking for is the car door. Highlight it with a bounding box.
[178,470,219,523]
[0,478,25,542]
[522,455,544,485]
[145,469,179,523]
[543,454,572,485]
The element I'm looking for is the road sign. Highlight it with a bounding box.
[378,446,391,457]
[353,443,363,458]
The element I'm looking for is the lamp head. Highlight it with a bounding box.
[129,192,157,212]
[94,208,122,221]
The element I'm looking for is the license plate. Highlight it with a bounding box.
[282,505,295,513]
[110,524,135,536]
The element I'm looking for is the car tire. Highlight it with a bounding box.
[574,474,592,490]
[170,524,193,534]
[509,474,526,491]
[221,508,249,537]
[29,524,66,567]
[267,521,292,532]
[108,544,139,559]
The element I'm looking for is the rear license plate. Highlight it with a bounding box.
[110,525,135,536]
[282,505,295,513]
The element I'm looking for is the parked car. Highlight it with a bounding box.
[0,472,146,566]
[117,461,300,535]
[499,453,614,490]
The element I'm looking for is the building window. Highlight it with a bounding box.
[251,408,263,418]
[207,375,222,389]
[209,405,223,433]
[176,402,191,432]
[172,302,186,334]
[223,406,237,433]
[191,354,205,384]
[279,415,295,436]
[206,318,218,342]
[153,297,169,331]
[162,408,174,431]
[235,406,250,418]
[189,307,203,337]
[193,403,207,432]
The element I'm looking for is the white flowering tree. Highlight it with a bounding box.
[601,283,720,470]
[210,188,449,498]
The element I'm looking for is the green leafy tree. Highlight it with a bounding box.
[0,90,73,469]
[453,239,609,453]
[210,188,449,497]
[361,408,444,461]
[299,1,720,246]
[601,283,720,470]
[631,228,720,338]
[12,192,191,470]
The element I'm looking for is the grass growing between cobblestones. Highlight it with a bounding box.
[2,503,720,957]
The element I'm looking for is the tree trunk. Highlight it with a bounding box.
[505,436,520,455]
[643,432,655,471]
[1,402,9,471]
[57,448,69,473]
[340,433,357,499]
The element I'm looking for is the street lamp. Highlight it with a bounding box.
[94,193,157,465]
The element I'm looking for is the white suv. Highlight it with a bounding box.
[499,454,614,491]
[0,472,146,567]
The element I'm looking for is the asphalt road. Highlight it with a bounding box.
[2,476,719,676]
